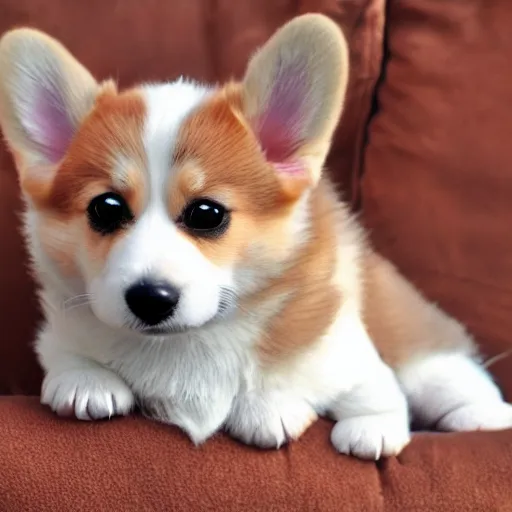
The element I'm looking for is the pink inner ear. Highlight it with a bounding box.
[29,84,74,164]
[254,58,309,170]
[273,161,305,176]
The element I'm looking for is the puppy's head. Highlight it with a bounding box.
[0,14,349,335]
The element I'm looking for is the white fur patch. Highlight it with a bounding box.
[38,328,134,420]
[398,352,512,430]
[142,79,210,200]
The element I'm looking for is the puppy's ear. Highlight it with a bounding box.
[0,28,99,184]
[242,14,349,199]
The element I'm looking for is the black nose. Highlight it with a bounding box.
[125,281,180,326]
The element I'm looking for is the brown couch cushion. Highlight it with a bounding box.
[1,397,512,511]
[361,0,512,399]
[0,0,384,395]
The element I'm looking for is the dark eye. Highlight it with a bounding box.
[182,199,229,236]
[87,192,133,234]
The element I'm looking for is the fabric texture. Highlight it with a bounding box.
[1,397,512,512]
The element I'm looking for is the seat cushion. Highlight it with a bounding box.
[0,0,385,394]
[361,0,512,399]
[1,397,512,511]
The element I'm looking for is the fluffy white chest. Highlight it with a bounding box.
[104,317,260,442]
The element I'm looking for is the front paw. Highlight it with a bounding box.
[331,411,411,460]
[225,391,317,449]
[41,368,134,421]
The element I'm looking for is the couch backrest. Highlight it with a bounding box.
[0,0,382,394]
[361,0,512,399]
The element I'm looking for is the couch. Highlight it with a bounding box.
[1,1,511,510]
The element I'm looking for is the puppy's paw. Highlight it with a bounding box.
[41,368,134,420]
[331,411,411,460]
[226,391,317,449]
[437,402,512,432]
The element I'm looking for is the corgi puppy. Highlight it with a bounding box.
[0,14,511,460]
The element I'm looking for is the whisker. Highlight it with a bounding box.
[61,293,96,315]
[62,293,93,307]
[483,349,512,369]
[63,299,96,313]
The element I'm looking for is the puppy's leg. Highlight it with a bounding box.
[364,251,512,432]
[398,353,512,431]
[329,363,410,460]
[225,388,318,449]
[37,325,134,420]
[329,315,411,460]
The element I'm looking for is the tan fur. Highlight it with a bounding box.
[41,88,146,212]
[362,251,476,369]
[173,85,283,213]
[249,179,343,364]
[172,87,303,268]
[24,86,147,279]
[36,214,81,277]
[60,88,146,277]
